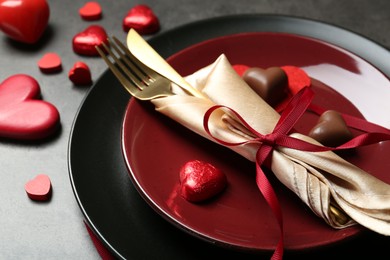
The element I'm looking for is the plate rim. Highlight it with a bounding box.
[68,14,390,259]
[122,30,388,251]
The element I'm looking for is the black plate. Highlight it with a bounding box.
[68,15,390,259]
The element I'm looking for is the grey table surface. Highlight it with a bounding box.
[0,0,389,259]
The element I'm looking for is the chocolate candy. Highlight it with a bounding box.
[309,110,353,147]
[243,67,288,106]
[122,4,160,34]
[179,160,227,203]
[72,25,109,56]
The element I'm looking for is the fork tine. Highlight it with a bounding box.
[95,45,139,96]
[97,36,175,101]
[98,41,146,91]
[112,36,156,83]
[108,37,150,84]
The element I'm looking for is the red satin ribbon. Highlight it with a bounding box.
[203,86,390,260]
[84,221,116,260]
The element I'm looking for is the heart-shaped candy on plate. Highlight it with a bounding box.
[179,160,227,203]
[243,67,288,106]
[122,4,160,34]
[0,74,60,140]
[308,110,353,147]
[0,0,50,44]
[68,61,92,86]
[72,25,108,56]
[25,174,52,201]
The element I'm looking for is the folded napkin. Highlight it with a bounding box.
[151,54,390,235]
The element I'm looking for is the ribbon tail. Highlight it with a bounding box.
[256,147,284,260]
[84,221,115,260]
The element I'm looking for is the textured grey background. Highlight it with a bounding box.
[0,0,389,259]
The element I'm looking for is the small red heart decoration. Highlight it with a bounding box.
[37,52,62,73]
[72,25,108,56]
[233,64,250,77]
[0,74,60,140]
[25,174,52,201]
[243,67,289,106]
[0,0,50,44]
[308,110,353,147]
[68,61,92,86]
[79,1,102,21]
[281,66,311,94]
[179,160,227,203]
[122,4,160,34]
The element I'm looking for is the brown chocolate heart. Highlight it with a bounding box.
[243,67,288,106]
[308,110,353,147]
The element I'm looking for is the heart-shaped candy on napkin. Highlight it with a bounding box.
[309,110,353,147]
[25,174,52,201]
[243,67,288,106]
[0,74,60,140]
[180,160,227,202]
[72,25,108,56]
[79,1,102,21]
[0,0,50,44]
[68,61,92,86]
[122,4,160,34]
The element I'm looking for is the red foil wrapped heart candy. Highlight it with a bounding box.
[179,160,227,202]
[72,25,108,56]
[122,4,160,34]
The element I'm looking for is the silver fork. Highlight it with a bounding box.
[96,36,174,100]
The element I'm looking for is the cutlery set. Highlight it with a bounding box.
[96,36,174,100]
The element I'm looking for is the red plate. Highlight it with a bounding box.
[121,32,390,251]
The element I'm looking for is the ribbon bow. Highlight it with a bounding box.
[203,86,390,260]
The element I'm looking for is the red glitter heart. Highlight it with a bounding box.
[79,1,102,21]
[122,4,160,34]
[25,174,52,201]
[281,66,311,94]
[68,61,92,86]
[37,52,62,73]
[0,74,60,140]
[0,0,50,44]
[72,25,108,56]
[179,160,227,202]
[233,64,250,77]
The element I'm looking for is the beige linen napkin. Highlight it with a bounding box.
[151,54,390,235]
